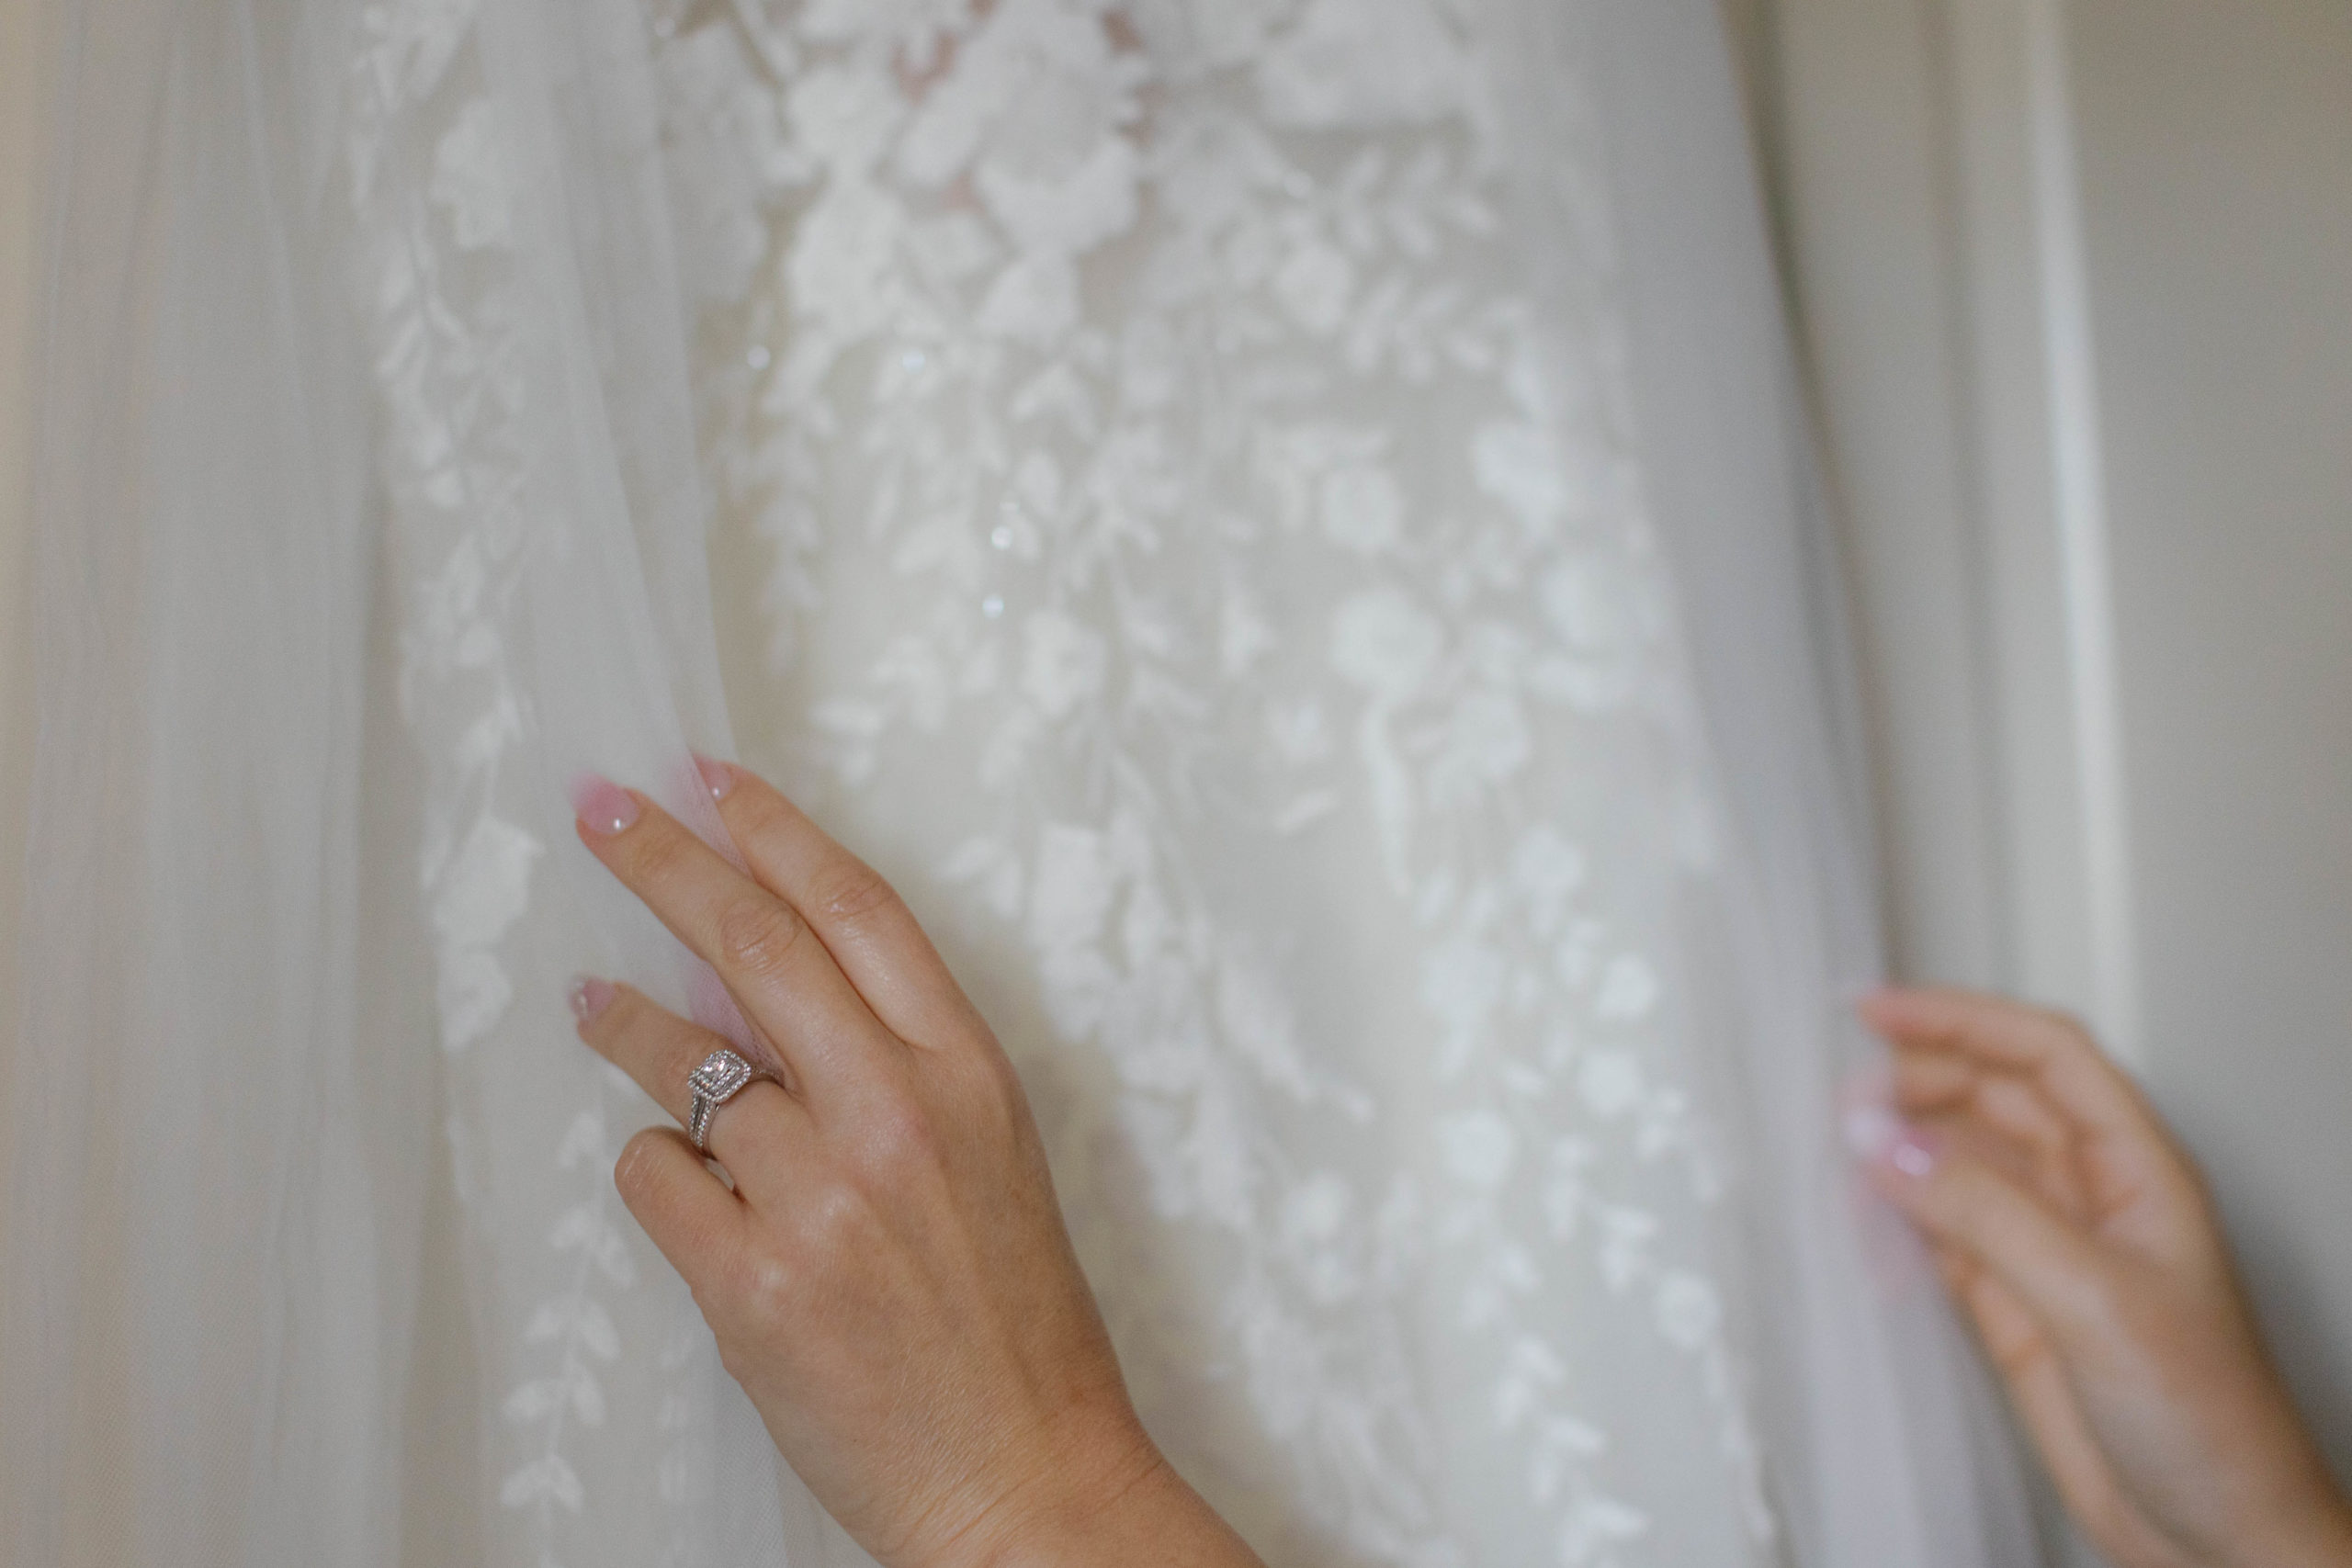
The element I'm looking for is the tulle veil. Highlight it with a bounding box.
[1,0,2044,1562]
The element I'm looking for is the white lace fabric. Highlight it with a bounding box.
[5,0,2040,1564]
[674,6,1769,1562]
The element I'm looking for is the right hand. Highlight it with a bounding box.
[1856,987,2352,1568]
[565,761,1265,1568]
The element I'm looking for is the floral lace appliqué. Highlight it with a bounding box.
[652,3,1779,1563]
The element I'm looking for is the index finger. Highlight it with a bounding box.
[571,773,899,1100]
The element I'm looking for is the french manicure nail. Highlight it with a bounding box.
[695,753,737,801]
[570,773,640,835]
[569,975,616,1025]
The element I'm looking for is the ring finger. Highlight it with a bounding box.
[572,976,805,1180]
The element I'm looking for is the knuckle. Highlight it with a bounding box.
[717,896,808,978]
[857,1089,941,1179]
[792,1179,874,1259]
[976,1042,1025,1106]
[958,1049,1025,1141]
[811,856,901,929]
[613,1130,669,1203]
[727,1246,801,1330]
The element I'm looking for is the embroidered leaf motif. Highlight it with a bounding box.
[498,1453,584,1512]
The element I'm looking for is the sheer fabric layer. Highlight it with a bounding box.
[4,0,405,1561]
[6,1,794,1564]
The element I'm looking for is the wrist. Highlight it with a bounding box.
[928,1407,1261,1568]
[977,1445,1189,1568]
[910,1404,1170,1568]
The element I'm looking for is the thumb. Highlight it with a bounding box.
[1871,1130,2120,1348]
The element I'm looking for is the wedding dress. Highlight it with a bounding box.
[3,1,2043,1565]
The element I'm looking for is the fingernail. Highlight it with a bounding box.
[1886,1127,1939,1180]
[1847,1099,1940,1180]
[570,773,640,835]
[569,975,616,1025]
[1844,1101,1904,1162]
[694,753,737,801]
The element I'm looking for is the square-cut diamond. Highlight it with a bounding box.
[689,1051,752,1100]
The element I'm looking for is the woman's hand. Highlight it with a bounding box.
[564,761,1263,1568]
[1857,987,2352,1568]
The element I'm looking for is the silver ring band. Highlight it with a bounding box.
[685,1048,767,1153]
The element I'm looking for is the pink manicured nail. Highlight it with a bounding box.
[694,753,737,801]
[570,773,640,835]
[1886,1127,1939,1180]
[569,975,616,1025]
[1846,1095,1940,1180]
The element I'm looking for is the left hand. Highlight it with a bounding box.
[1854,987,2352,1568]
[564,761,1262,1568]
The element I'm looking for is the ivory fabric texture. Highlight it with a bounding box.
[3,1,2042,1565]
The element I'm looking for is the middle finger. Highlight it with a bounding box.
[571,776,898,1100]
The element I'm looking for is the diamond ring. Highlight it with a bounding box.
[686,1048,768,1152]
